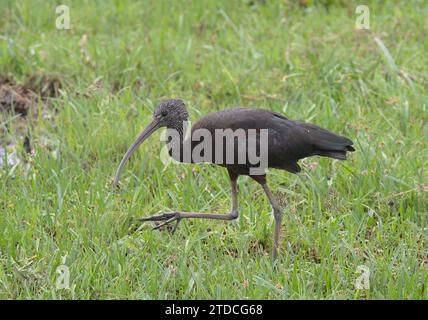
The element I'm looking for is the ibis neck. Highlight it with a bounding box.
[167,118,189,139]
[166,119,191,163]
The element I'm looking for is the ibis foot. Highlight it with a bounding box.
[140,208,239,234]
[140,212,182,234]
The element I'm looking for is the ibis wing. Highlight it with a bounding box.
[191,108,354,173]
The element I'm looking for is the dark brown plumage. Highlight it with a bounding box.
[191,107,354,174]
[114,99,354,260]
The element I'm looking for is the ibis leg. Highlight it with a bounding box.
[261,183,283,261]
[140,172,239,232]
[250,175,283,260]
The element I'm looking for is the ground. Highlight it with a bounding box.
[0,0,427,299]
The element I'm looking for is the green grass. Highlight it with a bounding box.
[0,0,427,299]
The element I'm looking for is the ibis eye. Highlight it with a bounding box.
[161,111,168,117]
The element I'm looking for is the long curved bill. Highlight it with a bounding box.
[113,119,160,187]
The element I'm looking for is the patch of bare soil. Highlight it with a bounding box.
[0,74,62,117]
[1,74,62,169]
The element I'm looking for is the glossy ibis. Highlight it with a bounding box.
[114,99,354,260]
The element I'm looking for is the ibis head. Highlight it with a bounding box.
[113,99,188,186]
